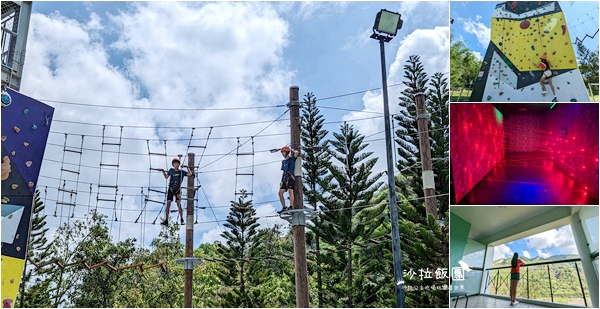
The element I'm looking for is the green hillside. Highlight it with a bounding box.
[492,254,579,268]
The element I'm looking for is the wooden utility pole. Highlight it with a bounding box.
[289,86,310,307]
[176,153,202,307]
[184,153,195,307]
[415,93,438,218]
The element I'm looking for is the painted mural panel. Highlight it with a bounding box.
[1,88,54,307]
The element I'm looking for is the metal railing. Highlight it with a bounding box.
[483,258,591,307]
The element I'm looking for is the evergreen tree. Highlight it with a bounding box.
[300,92,332,307]
[316,123,384,307]
[214,190,268,307]
[17,190,53,308]
[427,72,450,215]
[393,55,449,307]
[395,55,428,213]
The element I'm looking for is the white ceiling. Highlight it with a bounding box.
[451,206,579,246]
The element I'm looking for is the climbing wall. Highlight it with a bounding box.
[1,88,54,307]
[471,1,590,102]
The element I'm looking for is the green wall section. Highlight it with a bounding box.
[450,211,471,270]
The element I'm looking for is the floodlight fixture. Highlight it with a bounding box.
[370,9,403,42]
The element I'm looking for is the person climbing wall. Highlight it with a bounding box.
[533,54,557,102]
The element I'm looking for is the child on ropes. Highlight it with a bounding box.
[533,54,557,102]
[277,146,299,214]
[160,157,191,226]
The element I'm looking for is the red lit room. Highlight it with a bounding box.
[450,103,599,205]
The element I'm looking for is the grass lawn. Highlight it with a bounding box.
[450,89,472,102]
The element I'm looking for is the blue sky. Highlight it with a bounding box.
[450,1,599,59]
[22,1,449,247]
[493,225,578,261]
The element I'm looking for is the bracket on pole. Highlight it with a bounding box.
[279,209,316,227]
[175,257,203,270]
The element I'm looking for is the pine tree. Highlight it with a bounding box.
[214,190,268,307]
[17,190,53,308]
[300,92,332,307]
[393,55,449,307]
[316,123,384,307]
[395,55,428,213]
[427,72,450,215]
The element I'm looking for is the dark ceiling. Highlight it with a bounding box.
[493,103,555,115]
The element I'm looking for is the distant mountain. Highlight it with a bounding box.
[492,254,579,268]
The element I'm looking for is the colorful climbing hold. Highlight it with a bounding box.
[25,161,32,167]
[13,126,20,133]
[531,45,535,50]
[11,151,15,156]
[570,98,577,102]
[486,95,492,100]
[499,92,504,96]
[28,181,34,187]
[499,42,503,46]
[23,142,29,147]
[1,136,6,142]
[23,108,29,115]
[511,1,518,9]
[567,82,571,85]
[561,25,566,35]
[1,196,9,203]
[11,184,18,189]
[520,20,530,29]
[32,124,38,130]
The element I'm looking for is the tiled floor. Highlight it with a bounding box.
[452,295,550,308]
[457,152,598,205]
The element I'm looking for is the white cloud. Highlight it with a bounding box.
[522,250,531,259]
[537,249,551,259]
[471,51,483,62]
[460,17,490,47]
[199,226,225,244]
[22,2,294,247]
[494,244,513,259]
[525,225,578,255]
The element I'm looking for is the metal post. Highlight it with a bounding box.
[184,153,195,307]
[378,38,405,308]
[575,262,588,306]
[495,271,499,293]
[547,264,553,303]
[288,86,309,307]
[527,267,529,299]
[414,93,438,218]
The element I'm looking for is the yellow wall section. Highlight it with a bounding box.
[1,256,25,305]
[491,12,577,72]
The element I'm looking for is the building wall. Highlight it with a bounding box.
[450,103,505,203]
[505,114,544,152]
[542,104,599,202]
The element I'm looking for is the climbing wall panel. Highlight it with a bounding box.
[1,88,54,306]
[471,1,590,102]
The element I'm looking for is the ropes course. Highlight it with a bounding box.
[17,81,450,263]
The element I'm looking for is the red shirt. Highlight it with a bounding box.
[538,60,551,71]
[511,259,524,274]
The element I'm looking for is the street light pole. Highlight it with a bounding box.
[377,37,405,308]
[370,9,405,308]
